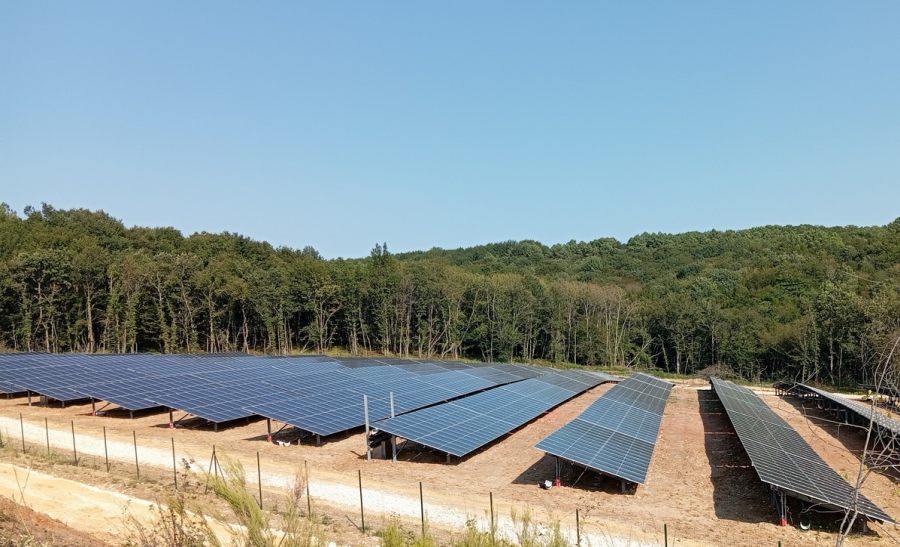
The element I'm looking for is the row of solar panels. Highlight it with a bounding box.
[530,375,894,524]
[376,369,618,457]
[536,373,674,485]
[787,382,900,439]
[0,354,608,439]
[712,378,894,524]
[4,354,891,524]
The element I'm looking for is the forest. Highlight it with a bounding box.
[0,203,897,386]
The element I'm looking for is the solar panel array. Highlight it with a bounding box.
[860,383,900,401]
[0,354,578,435]
[245,364,540,436]
[375,369,617,457]
[791,383,900,438]
[710,377,893,523]
[535,373,673,484]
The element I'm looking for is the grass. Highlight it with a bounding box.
[376,508,575,547]
[126,456,324,547]
[377,516,439,547]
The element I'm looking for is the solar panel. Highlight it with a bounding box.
[789,383,900,439]
[535,373,672,484]
[710,377,893,523]
[0,354,617,440]
[245,363,542,437]
[375,370,614,457]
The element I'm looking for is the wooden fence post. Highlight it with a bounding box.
[172,438,178,489]
[257,451,263,509]
[70,421,77,466]
[305,460,311,516]
[490,491,495,541]
[358,469,365,532]
[420,482,425,537]
[102,426,109,471]
[577,508,582,546]
[133,430,140,479]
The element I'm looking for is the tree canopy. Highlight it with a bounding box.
[1,203,897,386]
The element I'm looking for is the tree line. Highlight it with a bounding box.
[0,203,897,386]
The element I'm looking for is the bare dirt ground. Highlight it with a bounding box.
[0,381,897,546]
[0,491,105,546]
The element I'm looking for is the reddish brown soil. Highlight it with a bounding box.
[0,494,107,546]
[1,381,898,545]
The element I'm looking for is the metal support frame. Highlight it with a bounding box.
[172,411,191,428]
[363,395,371,461]
[390,392,397,462]
[265,419,290,443]
[771,486,788,526]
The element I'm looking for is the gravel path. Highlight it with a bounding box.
[0,415,647,546]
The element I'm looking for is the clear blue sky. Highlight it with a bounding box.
[2,2,898,258]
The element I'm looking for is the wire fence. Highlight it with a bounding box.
[0,414,800,547]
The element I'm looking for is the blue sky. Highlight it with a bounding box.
[2,2,898,258]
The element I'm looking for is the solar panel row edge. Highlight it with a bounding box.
[710,377,894,524]
[534,373,673,485]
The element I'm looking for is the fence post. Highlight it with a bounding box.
[257,451,263,509]
[19,413,25,452]
[305,460,311,516]
[172,438,178,490]
[205,445,216,493]
[44,418,50,456]
[133,431,140,479]
[358,469,365,532]
[420,481,425,538]
[664,523,668,547]
[576,508,581,546]
[71,421,77,466]
[490,491,495,541]
[102,426,109,471]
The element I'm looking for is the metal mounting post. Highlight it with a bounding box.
[363,395,371,461]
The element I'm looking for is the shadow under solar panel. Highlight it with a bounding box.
[710,377,893,524]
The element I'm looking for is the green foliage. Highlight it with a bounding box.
[0,203,897,386]
[378,517,438,547]
[510,508,571,547]
[127,457,322,547]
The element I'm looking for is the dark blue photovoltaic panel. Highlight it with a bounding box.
[537,419,654,483]
[535,373,672,484]
[0,354,344,416]
[790,383,900,438]
[244,363,556,436]
[0,354,617,437]
[375,370,616,457]
[711,377,893,523]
